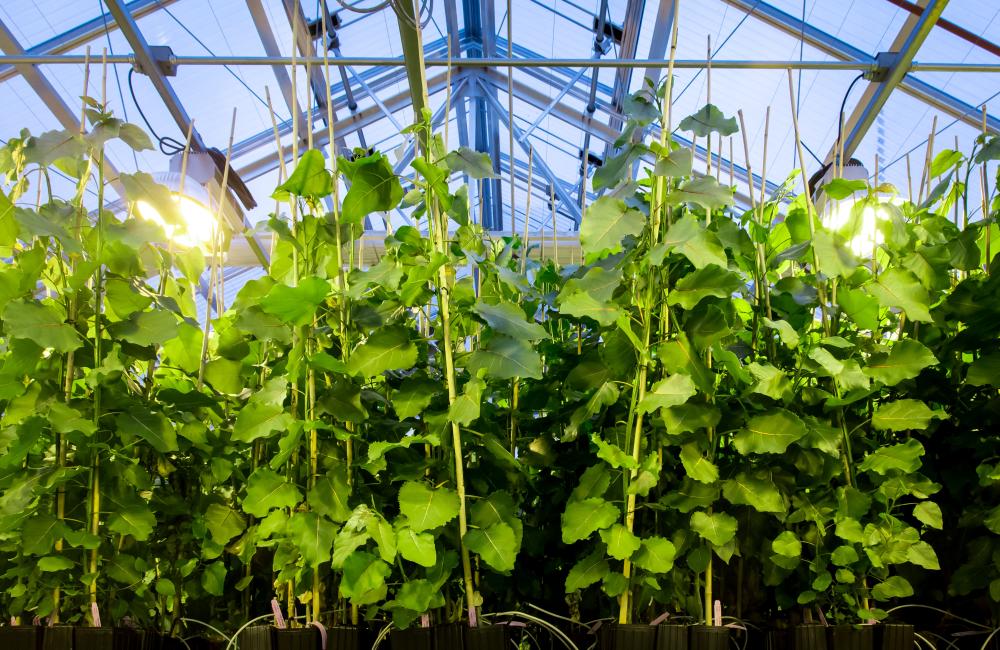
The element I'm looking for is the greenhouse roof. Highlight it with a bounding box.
[0,0,997,273]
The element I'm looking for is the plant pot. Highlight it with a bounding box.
[656,624,688,650]
[689,626,729,650]
[827,626,873,650]
[273,628,320,650]
[42,626,74,650]
[390,628,434,650]
[114,627,142,650]
[238,626,275,650]
[877,625,912,650]
[465,625,507,650]
[326,625,370,650]
[766,628,794,650]
[795,625,828,650]
[0,626,42,650]
[160,636,187,650]
[599,624,657,650]
[434,624,465,650]
[75,627,115,650]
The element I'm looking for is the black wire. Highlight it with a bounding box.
[127,67,186,156]
[835,72,866,164]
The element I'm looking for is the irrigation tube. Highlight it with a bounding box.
[1,54,998,72]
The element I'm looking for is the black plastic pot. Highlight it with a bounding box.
[160,636,188,650]
[390,627,434,650]
[42,626,74,650]
[75,627,115,650]
[464,625,507,650]
[238,625,275,650]
[828,625,873,650]
[273,628,320,650]
[326,625,370,650]
[599,624,657,650]
[0,626,42,650]
[795,625,828,650]
[434,624,464,650]
[655,624,688,650]
[689,626,729,650]
[877,625,912,650]
[767,628,794,650]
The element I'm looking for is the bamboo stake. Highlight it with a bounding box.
[706,35,712,176]
[507,0,516,237]
[906,153,913,204]
[982,106,991,272]
[918,116,938,204]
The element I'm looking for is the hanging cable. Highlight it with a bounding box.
[126,68,187,156]
[834,72,866,165]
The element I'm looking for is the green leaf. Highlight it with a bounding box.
[449,376,484,425]
[690,511,738,546]
[667,265,743,310]
[25,129,87,166]
[913,502,943,529]
[822,178,867,200]
[288,511,335,567]
[632,536,676,573]
[562,498,620,544]
[204,503,246,543]
[722,472,786,513]
[831,545,859,566]
[678,104,739,137]
[654,147,693,178]
[233,402,293,443]
[398,481,460,532]
[867,268,933,323]
[2,301,80,352]
[466,335,542,380]
[464,522,517,572]
[392,377,439,419]
[580,195,645,260]
[864,340,937,386]
[680,443,719,484]
[762,318,800,349]
[243,468,303,517]
[557,291,621,326]
[397,527,437,567]
[273,149,333,200]
[347,326,418,378]
[906,540,939,569]
[872,576,914,601]
[812,231,858,278]
[109,309,178,347]
[571,465,612,502]
[201,562,226,597]
[660,215,729,269]
[772,531,801,557]
[967,353,1000,387]
[308,470,352,523]
[734,409,807,454]
[38,556,74,572]
[260,276,330,326]
[838,288,880,331]
[473,300,549,340]
[107,502,156,541]
[858,438,924,475]
[871,399,944,431]
[339,153,404,225]
[565,547,609,593]
[592,434,637,470]
[445,147,496,178]
[667,176,735,212]
[340,551,391,606]
[117,410,178,453]
[639,373,697,413]
[599,524,641,561]
[21,515,67,556]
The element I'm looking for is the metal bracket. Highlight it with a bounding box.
[866,51,901,82]
[133,44,176,77]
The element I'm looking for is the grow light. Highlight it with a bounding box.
[136,175,218,249]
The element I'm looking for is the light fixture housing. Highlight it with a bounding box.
[813,158,890,258]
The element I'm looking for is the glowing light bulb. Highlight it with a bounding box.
[135,172,219,249]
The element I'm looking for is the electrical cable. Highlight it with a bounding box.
[126,67,187,156]
[834,72,866,164]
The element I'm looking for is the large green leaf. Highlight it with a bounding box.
[667,264,743,310]
[638,373,697,413]
[232,401,293,443]
[679,104,738,137]
[632,536,677,573]
[287,511,335,567]
[204,503,246,543]
[722,472,786,513]
[243,468,303,517]
[579,195,645,260]
[967,353,1000,387]
[561,498,620,544]
[465,335,542,380]
[864,340,937,386]
[654,148,693,178]
[308,470,352,522]
[680,442,719,484]
[592,434,637,470]
[2,301,80,352]
[871,576,914,601]
[771,531,801,557]
[109,309,178,347]
[599,524,641,561]
[445,147,496,179]
[565,547,609,593]
[259,276,330,326]
[473,300,548,340]
[871,399,944,431]
[812,231,858,278]
[690,511,738,546]
[867,268,933,323]
[858,438,924,475]
[347,326,418,378]
[398,481,460,532]
[666,176,735,213]
[659,215,729,269]
[21,515,67,556]
[733,409,807,454]
[340,551,391,606]
[117,410,178,454]
[273,149,333,200]
[397,527,437,567]
[464,522,517,572]
[392,377,440,419]
[339,153,404,225]
[557,291,621,326]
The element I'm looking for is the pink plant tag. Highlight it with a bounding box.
[91,602,102,628]
[817,607,828,627]
[421,614,431,628]
[713,600,722,627]
[33,617,42,626]
[271,599,286,629]
[310,621,327,649]
[649,612,671,626]
[467,605,478,628]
